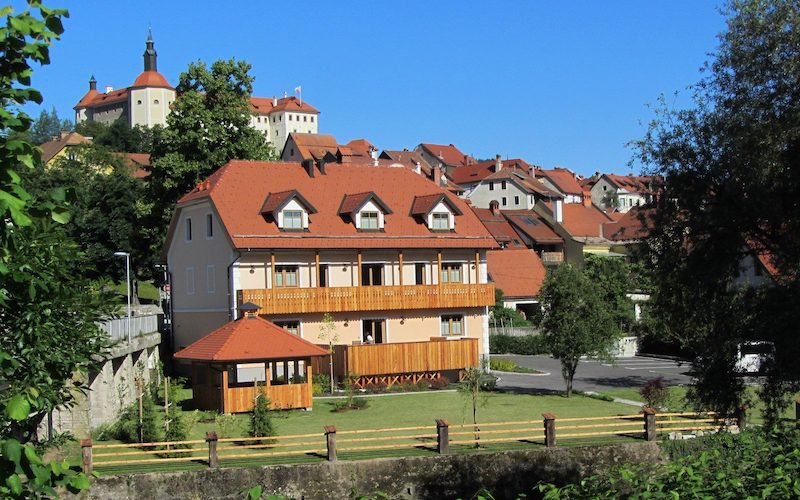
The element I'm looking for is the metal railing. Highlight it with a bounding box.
[99,314,160,343]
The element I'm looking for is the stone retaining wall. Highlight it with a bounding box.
[82,442,662,499]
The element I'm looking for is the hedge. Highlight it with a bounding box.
[489,334,549,355]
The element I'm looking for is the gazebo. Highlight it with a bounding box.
[174,304,328,413]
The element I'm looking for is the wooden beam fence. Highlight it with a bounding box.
[80,411,724,474]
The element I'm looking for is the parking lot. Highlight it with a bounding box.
[494,354,693,395]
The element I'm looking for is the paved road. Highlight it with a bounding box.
[493,354,693,395]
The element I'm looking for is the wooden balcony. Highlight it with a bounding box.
[238,283,495,315]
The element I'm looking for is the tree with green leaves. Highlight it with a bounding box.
[583,254,635,333]
[30,105,72,144]
[0,2,102,496]
[250,392,275,440]
[490,288,531,327]
[76,118,159,153]
[318,313,339,392]
[538,264,619,396]
[142,58,277,277]
[632,0,800,423]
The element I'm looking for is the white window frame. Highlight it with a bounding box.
[273,319,303,338]
[359,211,380,230]
[185,217,193,242]
[440,262,463,284]
[282,209,304,230]
[431,212,450,231]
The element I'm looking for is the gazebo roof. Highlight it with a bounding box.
[174,316,328,362]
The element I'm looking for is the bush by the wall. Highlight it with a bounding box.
[489,334,548,355]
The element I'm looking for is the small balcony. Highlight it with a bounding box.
[540,251,564,264]
[238,283,495,315]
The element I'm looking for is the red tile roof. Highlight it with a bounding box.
[250,96,319,115]
[561,204,614,238]
[39,132,92,164]
[503,211,563,245]
[483,169,558,197]
[603,206,654,241]
[132,70,172,88]
[286,133,338,160]
[487,249,546,298]
[418,143,471,168]
[379,150,434,176]
[174,161,495,250]
[410,193,462,217]
[605,174,652,194]
[174,315,328,362]
[471,207,526,247]
[537,168,584,195]
[337,192,392,216]
[449,158,534,185]
[346,139,375,157]
[74,87,130,109]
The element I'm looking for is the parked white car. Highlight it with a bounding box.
[735,341,774,374]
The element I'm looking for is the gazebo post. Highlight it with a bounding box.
[305,360,313,410]
[221,365,229,413]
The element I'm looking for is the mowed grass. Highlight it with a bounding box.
[599,386,800,425]
[83,387,644,475]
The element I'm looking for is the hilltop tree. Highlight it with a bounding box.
[143,59,277,274]
[538,264,619,396]
[632,0,800,422]
[76,118,159,153]
[30,105,72,144]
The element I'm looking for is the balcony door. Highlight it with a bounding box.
[362,319,385,344]
[361,264,383,286]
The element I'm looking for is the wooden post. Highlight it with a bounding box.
[324,425,337,461]
[306,363,313,409]
[270,252,276,289]
[542,413,556,447]
[315,251,320,288]
[398,250,404,287]
[357,251,362,287]
[80,439,93,474]
[206,432,218,468]
[221,368,229,414]
[735,404,748,429]
[436,419,449,454]
[642,407,657,441]
[437,250,442,287]
[265,362,271,388]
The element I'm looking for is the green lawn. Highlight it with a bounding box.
[109,280,160,303]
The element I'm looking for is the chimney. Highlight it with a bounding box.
[433,164,442,187]
[371,149,379,167]
[490,200,500,216]
[554,199,563,223]
[239,302,261,319]
[495,154,502,172]
[105,86,113,93]
[464,154,470,166]
[316,159,326,175]
[414,161,422,175]
[89,75,97,91]
[272,96,278,107]
[302,158,315,178]
[582,188,592,207]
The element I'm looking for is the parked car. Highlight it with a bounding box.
[735,341,774,375]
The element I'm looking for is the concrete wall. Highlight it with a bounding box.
[84,442,663,500]
[46,330,161,438]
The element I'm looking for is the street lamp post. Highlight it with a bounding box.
[114,251,131,343]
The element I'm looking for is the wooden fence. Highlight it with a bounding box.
[81,409,726,474]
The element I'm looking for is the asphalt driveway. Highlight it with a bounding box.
[493,354,693,395]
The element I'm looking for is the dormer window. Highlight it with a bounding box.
[338,192,392,232]
[431,213,450,231]
[260,190,317,231]
[410,193,462,232]
[282,210,303,230]
[360,211,380,230]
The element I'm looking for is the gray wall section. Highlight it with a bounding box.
[83,442,662,499]
[44,329,161,438]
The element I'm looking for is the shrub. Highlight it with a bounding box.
[489,334,548,355]
[251,393,276,439]
[363,381,388,393]
[489,358,517,372]
[640,376,671,409]
[429,376,450,390]
[313,373,331,396]
[215,412,237,439]
[161,410,189,457]
[331,397,369,412]
[112,390,159,443]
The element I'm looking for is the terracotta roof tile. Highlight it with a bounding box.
[260,190,317,217]
[39,132,92,164]
[487,249,546,298]
[174,315,328,362]
[471,207,526,247]
[603,206,654,241]
[287,133,339,160]
[337,192,392,216]
[175,161,494,250]
[250,96,320,115]
[605,174,653,194]
[132,70,172,88]
[537,168,583,195]
[561,204,614,238]
[418,143,471,168]
[504,211,563,245]
[450,158,533,185]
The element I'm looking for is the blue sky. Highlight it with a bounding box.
[27,1,726,177]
